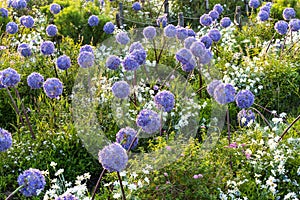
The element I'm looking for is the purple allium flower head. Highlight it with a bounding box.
[122,55,140,71]
[77,51,94,68]
[0,68,20,87]
[27,72,44,89]
[55,194,79,200]
[131,49,147,65]
[0,71,5,89]
[199,50,212,65]
[46,24,58,37]
[154,90,175,112]
[176,27,188,40]
[238,109,255,127]
[175,48,192,64]
[116,31,130,45]
[106,55,121,70]
[200,14,213,26]
[143,26,156,40]
[116,127,138,150]
[88,15,99,26]
[220,17,232,28]
[209,10,219,21]
[0,128,12,152]
[136,109,161,134]
[283,8,296,21]
[164,24,177,38]
[0,8,8,18]
[184,37,197,49]
[98,142,128,172]
[213,83,236,104]
[213,4,224,14]
[200,35,213,49]
[43,78,63,98]
[50,3,61,14]
[207,79,222,96]
[258,10,269,21]
[40,41,55,55]
[17,168,46,197]
[208,28,221,42]
[289,19,300,31]
[157,14,168,27]
[17,0,27,9]
[260,6,271,14]
[112,81,130,99]
[274,20,289,35]
[249,0,260,9]
[129,42,144,53]
[132,2,141,11]
[17,43,31,57]
[56,55,71,70]
[103,22,115,34]
[181,57,196,72]
[190,41,206,58]
[20,15,34,28]
[187,29,196,37]
[6,22,18,34]
[265,2,272,7]
[80,45,94,54]
[235,89,255,109]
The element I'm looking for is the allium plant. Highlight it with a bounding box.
[274,21,289,35]
[237,109,255,127]
[132,2,141,11]
[27,72,44,89]
[0,68,20,87]
[213,83,236,105]
[143,26,156,40]
[200,14,213,26]
[111,81,131,99]
[6,22,18,34]
[20,15,34,28]
[154,90,175,112]
[56,55,71,70]
[176,27,188,40]
[46,24,58,37]
[235,89,255,109]
[136,109,161,134]
[88,15,99,27]
[43,78,63,99]
[17,43,32,57]
[116,31,130,45]
[220,17,232,28]
[40,41,55,55]
[164,24,177,38]
[50,3,61,14]
[80,45,94,54]
[283,8,296,21]
[105,55,121,70]
[103,22,115,34]
[77,52,95,68]
[116,127,139,150]
[0,128,12,152]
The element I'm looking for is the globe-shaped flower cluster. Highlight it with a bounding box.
[0,128,12,152]
[116,127,138,150]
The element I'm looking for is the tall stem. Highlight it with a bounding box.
[117,172,126,200]
[5,185,24,200]
[226,109,233,171]
[278,114,300,142]
[91,169,106,200]
[6,87,24,126]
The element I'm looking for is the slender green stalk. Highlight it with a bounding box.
[117,172,126,200]
[91,169,106,200]
[6,87,24,126]
[5,185,24,200]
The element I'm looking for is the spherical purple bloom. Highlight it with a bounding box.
[181,57,196,72]
[213,4,224,14]
[175,48,192,64]
[283,8,296,20]
[129,42,144,53]
[176,27,188,40]
[208,28,221,42]
[157,14,167,27]
[132,2,141,11]
[235,89,255,109]
[112,81,130,99]
[220,17,232,28]
[116,31,130,45]
[80,45,94,54]
[43,78,63,98]
[0,71,5,89]
[131,49,147,65]
[116,127,138,150]
[122,55,140,71]
[17,43,31,57]
[50,3,61,14]
[200,14,213,26]
[184,37,197,49]
[190,41,206,58]
[27,72,44,89]
[187,29,196,37]
[20,15,34,28]
[213,83,236,104]
[260,6,271,14]
[0,8,8,18]
[0,68,20,87]
[106,55,121,70]
[98,142,128,172]
[289,19,300,31]
[40,41,55,55]
[103,22,115,34]
[238,109,255,127]
[249,0,260,9]
[17,168,46,197]
[209,10,219,21]
[143,26,156,40]
[77,51,94,68]
[17,0,27,9]
[207,79,222,96]
[199,50,212,65]
[46,24,58,37]
[136,109,161,134]
[56,55,71,70]
[258,10,269,21]
[0,128,12,152]
[154,90,175,112]
[55,194,79,200]
[265,2,272,7]
[164,24,177,38]
[274,20,289,35]
[6,22,18,34]
[88,15,99,26]
[200,35,213,49]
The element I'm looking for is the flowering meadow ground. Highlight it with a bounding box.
[0,0,300,199]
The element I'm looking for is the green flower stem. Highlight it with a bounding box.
[117,172,126,200]
[5,185,24,200]
[278,114,300,143]
[91,168,106,200]
[5,87,24,126]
